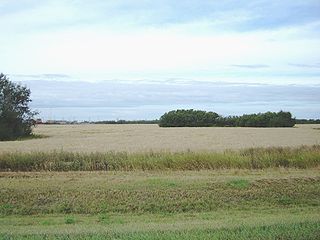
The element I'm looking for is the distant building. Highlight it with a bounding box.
[35,118,43,124]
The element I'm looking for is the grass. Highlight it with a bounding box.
[1,220,319,239]
[0,204,319,239]
[227,179,250,189]
[64,216,76,224]
[0,145,319,171]
[0,169,319,215]
[0,168,319,239]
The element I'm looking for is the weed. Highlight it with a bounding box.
[0,204,14,215]
[64,216,76,224]
[98,214,110,224]
[41,220,54,226]
[227,179,250,189]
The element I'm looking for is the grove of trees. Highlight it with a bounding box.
[159,109,295,127]
[0,73,37,140]
[159,109,219,127]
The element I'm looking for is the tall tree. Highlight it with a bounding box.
[0,73,37,140]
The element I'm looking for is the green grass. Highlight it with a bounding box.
[0,214,319,239]
[0,169,319,215]
[64,216,76,224]
[0,169,319,239]
[227,179,250,189]
[7,221,317,240]
[0,145,319,171]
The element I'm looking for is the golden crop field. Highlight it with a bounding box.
[0,124,319,153]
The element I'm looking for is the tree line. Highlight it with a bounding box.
[295,119,320,124]
[159,109,296,127]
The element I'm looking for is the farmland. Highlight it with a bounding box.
[0,124,320,239]
[0,124,319,153]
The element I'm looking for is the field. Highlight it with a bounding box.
[1,124,320,239]
[0,124,319,152]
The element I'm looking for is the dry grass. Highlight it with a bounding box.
[0,124,319,153]
[0,145,319,171]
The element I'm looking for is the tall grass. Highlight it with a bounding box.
[0,145,319,171]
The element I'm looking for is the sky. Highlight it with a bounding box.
[1,0,320,119]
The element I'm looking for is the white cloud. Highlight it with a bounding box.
[0,1,319,84]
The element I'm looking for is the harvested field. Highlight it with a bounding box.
[0,124,319,153]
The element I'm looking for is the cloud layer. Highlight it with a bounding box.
[1,1,320,120]
[18,80,320,120]
[0,0,319,84]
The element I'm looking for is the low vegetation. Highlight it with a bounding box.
[2,221,320,239]
[0,145,319,171]
[159,109,295,127]
[0,169,319,238]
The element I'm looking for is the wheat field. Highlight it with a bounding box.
[0,124,319,153]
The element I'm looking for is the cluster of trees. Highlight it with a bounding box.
[159,109,295,127]
[0,74,37,140]
[159,109,219,127]
[216,111,295,127]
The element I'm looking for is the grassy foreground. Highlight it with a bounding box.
[1,169,320,239]
[1,218,319,239]
[1,145,320,239]
[0,145,320,171]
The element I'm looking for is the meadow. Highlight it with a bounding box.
[0,124,320,239]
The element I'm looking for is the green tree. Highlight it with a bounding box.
[159,109,295,128]
[0,73,37,140]
[159,109,219,127]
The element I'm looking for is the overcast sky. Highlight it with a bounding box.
[1,1,320,119]
[1,0,320,84]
